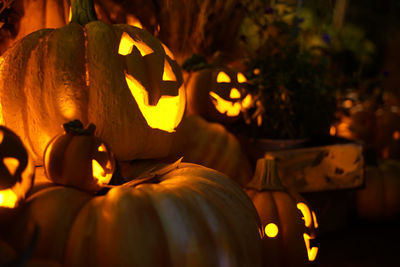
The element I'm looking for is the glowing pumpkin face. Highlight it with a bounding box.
[0,1,185,165]
[186,67,252,124]
[44,120,115,192]
[0,126,34,209]
[245,157,319,266]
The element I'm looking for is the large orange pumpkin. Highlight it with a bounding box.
[5,162,262,267]
[0,0,185,165]
[245,157,319,266]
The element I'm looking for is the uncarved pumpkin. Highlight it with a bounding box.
[0,0,185,165]
[168,114,253,186]
[245,157,319,266]
[5,163,262,267]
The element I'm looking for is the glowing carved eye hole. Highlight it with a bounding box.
[98,144,106,152]
[217,72,231,83]
[3,157,19,176]
[264,223,279,238]
[163,59,176,81]
[297,202,312,227]
[230,88,241,99]
[118,32,154,56]
[125,74,183,132]
[237,72,247,83]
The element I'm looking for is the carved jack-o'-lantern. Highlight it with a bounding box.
[0,0,185,165]
[0,126,34,209]
[245,157,318,266]
[186,67,252,124]
[44,120,115,192]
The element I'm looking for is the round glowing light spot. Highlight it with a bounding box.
[393,131,400,140]
[343,99,353,109]
[253,68,260,75]
[330,125,337,136]
[217,71,231,83]
[264,223,279,238]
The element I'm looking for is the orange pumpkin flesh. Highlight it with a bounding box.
[5,163,263,267]
[0,0,185,165]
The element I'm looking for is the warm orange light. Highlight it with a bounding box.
[393,131,400,140]
[330,125,337,136]
[0,189,18,208]
[126,14,143,29]
[125,74,184,132]
[264,223,279,238]
[297,202,312,227]
[92,159,112,185]
[161,43,175,60]
[68,6,72,23]
[253,68,260,75]
[343,99,353,109]
[209,92,241,117]
[230,88,241,99]
[118,32,154,57]
[98,144,106,152]
[312,211,319,228]
[237,72,247,83]
[163,59,177,81]
[3,157,19,176]
[303,233,318,262]
[241,94,253,109]
[217,71,231,83]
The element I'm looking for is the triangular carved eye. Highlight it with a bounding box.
[237,72,247,83]
[118,32,154,56]
[163,59,176,81]
[217,71,231,83]
[3,157,19,176]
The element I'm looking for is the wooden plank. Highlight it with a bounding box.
[265,143,364,192]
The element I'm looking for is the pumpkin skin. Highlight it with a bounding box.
[0,125,35,210]
[245,158,319,267]
[169,114,253,186]
[356,160,400,221]
[44,120,115,192]
[0,0,185,165]
[5,163,262,267]
[186,67,252,124]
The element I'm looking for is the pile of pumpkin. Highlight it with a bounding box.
[0,0,321,266]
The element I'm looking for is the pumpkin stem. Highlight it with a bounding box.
[246,155,285,191]
[70,0,97,25]
[63,120,96,135]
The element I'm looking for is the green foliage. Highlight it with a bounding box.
[240,1,336,139]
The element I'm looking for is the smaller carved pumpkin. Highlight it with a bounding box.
[44,120,115,192]
[0,125,35,210]
[245,157,319,266]
[186,67,252,124]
